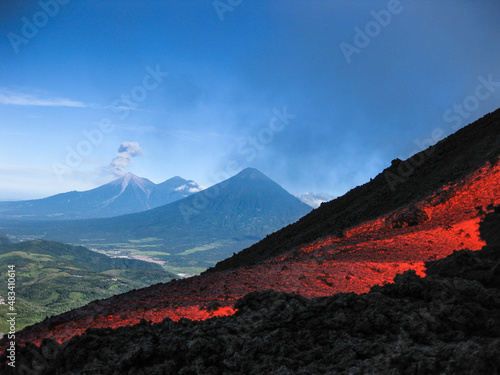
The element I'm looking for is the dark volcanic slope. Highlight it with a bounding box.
[211,109,500,272]
[3,210,500,375]
[3,109,500,350]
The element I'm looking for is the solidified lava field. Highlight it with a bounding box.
[1,109,500,374]
[2,207,500,374]
[6,154,499,349]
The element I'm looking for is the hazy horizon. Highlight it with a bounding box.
[1,1,500,200]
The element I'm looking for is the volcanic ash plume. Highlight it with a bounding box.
[110,141,143,176]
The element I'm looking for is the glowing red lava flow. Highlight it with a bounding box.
[9,162,500,349]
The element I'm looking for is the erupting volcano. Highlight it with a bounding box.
[1,109,500,373]
[1,108,498,346]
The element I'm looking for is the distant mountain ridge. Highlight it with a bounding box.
[0,168,313,270]
[0,173,203,220]
[4,108,500,363]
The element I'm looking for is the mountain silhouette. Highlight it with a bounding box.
[0,173,203,220]
[0,168,312,269]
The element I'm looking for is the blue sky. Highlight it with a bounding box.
[1,0,499,200]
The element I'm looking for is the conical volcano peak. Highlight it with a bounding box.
[109,172,140,184]
[123,172,145,182]
[104,173,155,199]
[234,168,269,180]
[121,172,137,183]
[0,172,202,220]
[109,172,153,188]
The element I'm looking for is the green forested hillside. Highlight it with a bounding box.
[0,238,176,333]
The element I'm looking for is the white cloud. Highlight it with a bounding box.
[175,182,205,194]
[0,87,91,108]
[296,192,335,208]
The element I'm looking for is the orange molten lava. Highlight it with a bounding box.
[9,161,500,350]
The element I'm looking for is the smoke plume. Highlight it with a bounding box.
[110,142,143,176]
